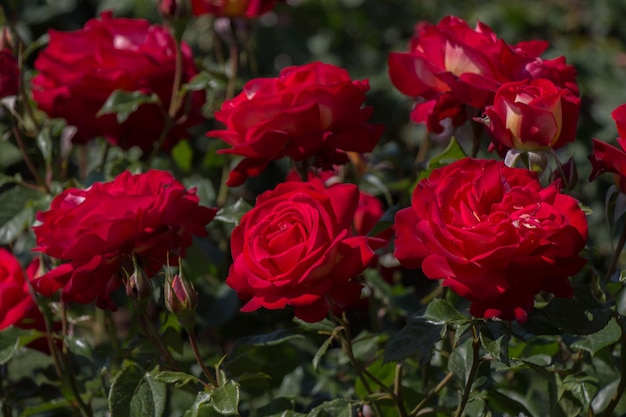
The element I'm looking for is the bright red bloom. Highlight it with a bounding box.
[480,78,580,154]
[191,0,282,18]
[208,62,384,186]
[394,158,588,322]
[388,16,578,135]
[589,104,626,192]
[32,170,216,309]
[32,12,205,151]
[226,179,383,322]
[0,250,45,332]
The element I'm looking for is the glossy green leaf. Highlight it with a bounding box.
[354,358,394,400]
[237,329,303,347]
[0,187,40,244]
[570,318,621,355]
[184,392,217,417]
[108,363,166,417]
[210,380,240,415]
[312,330,338,372]
[522,298,611,336]
[153,371,203,388]
[214,198,253,227]
[422,299,469,325]
[306,399,355,417]
[97,90,160,123]
[383,313,443,363]
[0,327,23,365]
[294,317,336,333]
[562,375,598,411]
[417,137,466,182]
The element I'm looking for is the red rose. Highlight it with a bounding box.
[32,12,205,151]
[0,27,18,99]
[0,250,45,332]
[394,158,588,321]
[388,16,578,135]
[191,0,282,18]
[32,170,217,309]
[589,104,626,192]
[208,62,385,186]
[226,179,382,322]
[480,78,580,154]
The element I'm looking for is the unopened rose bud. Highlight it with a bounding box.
[125,268,153,301]
[164,273,198,330]
[159,0,191,20]
[165,274,198,314]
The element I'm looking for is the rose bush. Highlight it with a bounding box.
[191,0,283,18]
[226,178,382,322]
[589,104,626,192]
[0,249,45,332]
[31,170,216,309]
[31,12,204,151]
[394,158,588,321]
[388,16,578,135]
[479,78,581,154]
[208,62,385,186]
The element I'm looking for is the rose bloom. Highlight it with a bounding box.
[32,170,216,309]
[479,78,581,155]
[191,0,283,18]
[388,15,578,135]
[226,179,383,322]
[208,62,385,186]
[32,12,205,151]
[394,158,588,321]
[589,104,626,192]
[0,27,18,99]
[0,249,45,332]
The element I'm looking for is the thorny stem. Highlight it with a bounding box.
[453,325,481,417]
[334,314,409,417]
[409,371,455,417]
[187,331,219,387]
[11,122,50,194]
[598,316,626,417]
[606,222,626,282]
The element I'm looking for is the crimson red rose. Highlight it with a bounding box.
[191,0,282,18]
[394,158,588,321]
[0,27,18,99]
[388,16,578,135]
[0,250,45,332]
[208,62,385,186]
[589,104,626,192]
[32,170,216,309]
[480,78,580,154]
[226,179,382,322]
[31,12,205,151]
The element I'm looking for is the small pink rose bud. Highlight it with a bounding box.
[125,269,153,301]
[165,274,198,314]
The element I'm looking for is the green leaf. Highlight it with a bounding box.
[417,137,466,182]
[214,198,253,227]
[562,375,598,411]
[0,140,22,169]
[488,389,536,417]
[306,399,355,417]
[479,321,511,366]
[354,358,395,400]
[522,298,611,336]
[184,392,216,417]
[64,336,92,358]
[312,330,338,372]
[172,140,193,173]
[0,187,40,244]
[152,371,203,388]
[237,329,303,347]
[294,317,336,333]
[570,318,621,355]
[97,90,161,124]
[383,313,443,363]
[181,71,224,93]
[0,327,23,365]
[18,400,71,417]
[257,397,298,417]
[210,380,240,415]
[422,299,469,325]
[449,337,474,385]
[108,363,166,417]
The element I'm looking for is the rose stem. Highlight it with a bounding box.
[334,313,408,417]
[10,122,50,194]
[136,306,180,371]
[598,315,626,417]
[187,331,219,387]
[452,324,481,417]
[226,21,239,101]
[606,222,626,282]
[409,371,454,417]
